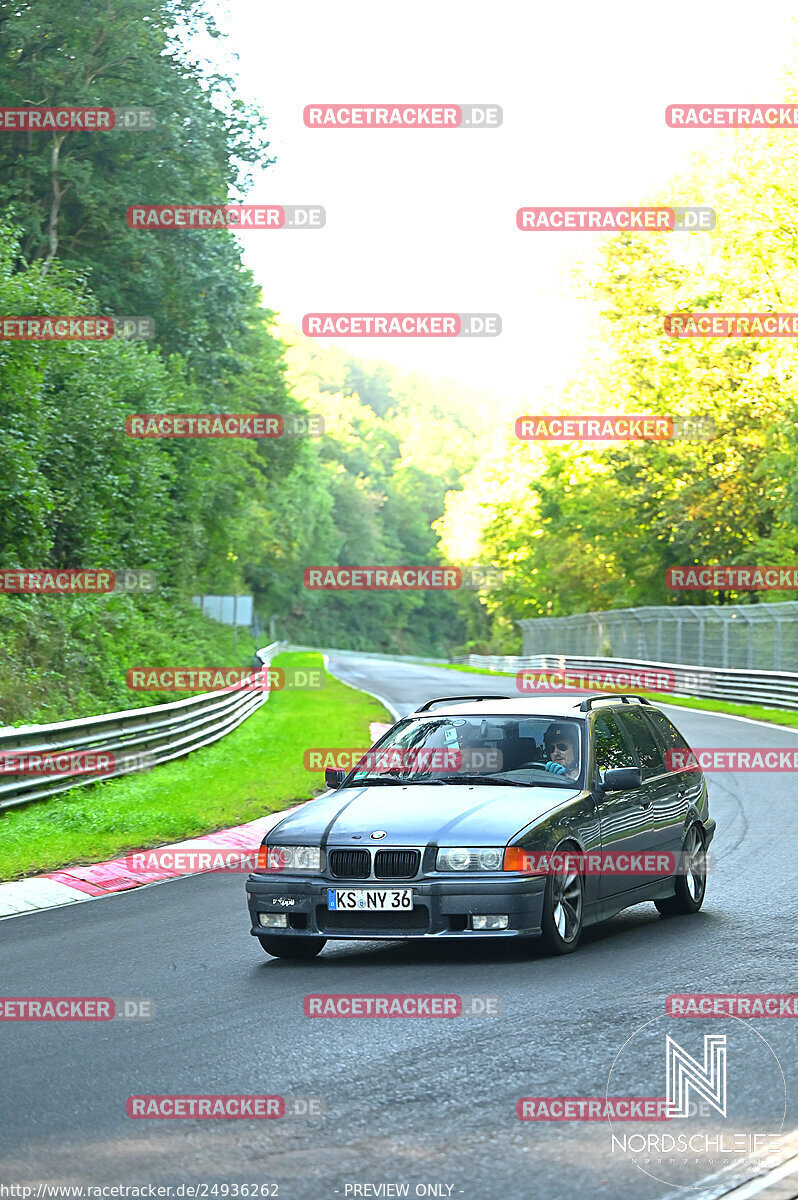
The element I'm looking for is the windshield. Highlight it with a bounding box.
[345,714,584,787]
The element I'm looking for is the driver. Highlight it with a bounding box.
[543,722,580,780]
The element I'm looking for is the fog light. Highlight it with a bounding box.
[259,913,288,928]
[472,914,509,930]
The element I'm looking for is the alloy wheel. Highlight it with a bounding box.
[551,861,583,942]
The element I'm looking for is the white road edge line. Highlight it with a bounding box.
[712,1150,798,1199]
[322,653,400,721]
[657,700,798,737]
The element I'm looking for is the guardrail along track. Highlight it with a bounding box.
[0,642,283,811]
[450,652,798,710]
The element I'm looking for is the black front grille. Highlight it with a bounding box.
[317,906,430,933]
[374,849,420,879]
[328,849,370,878]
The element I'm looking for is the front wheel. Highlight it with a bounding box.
[539,851,584,954]
[258,934,327,959]
[655,824,707,916]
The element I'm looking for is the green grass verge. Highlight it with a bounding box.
[0,652,390,881]
[432,661,798,728]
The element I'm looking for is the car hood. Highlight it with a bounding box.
[266,782,582,847]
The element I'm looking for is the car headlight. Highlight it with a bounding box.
[436,847,504,872]
[257,844,322,873]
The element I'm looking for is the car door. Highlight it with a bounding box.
[591,708,659,897]
[614,707,674,882]
[641,708,700,857]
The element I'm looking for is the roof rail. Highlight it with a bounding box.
[416,694,511,712]
[579,694,652,712]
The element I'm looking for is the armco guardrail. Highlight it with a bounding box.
[450,653,798,710]
[0,642,283,811]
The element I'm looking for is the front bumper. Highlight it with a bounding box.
[246,874,548,939]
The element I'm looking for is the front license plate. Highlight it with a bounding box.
[327,888,413,911]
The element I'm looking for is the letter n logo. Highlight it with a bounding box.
[666,1034,727,1117]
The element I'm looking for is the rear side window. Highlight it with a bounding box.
[643,709,691,772]
[616,709,667,779]
[592,711,637,776]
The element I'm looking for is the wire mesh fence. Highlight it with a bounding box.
[518,603,798,670]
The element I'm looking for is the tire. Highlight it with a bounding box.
[655,824,707,917]
[539,847,584,955]
[257,934,327,959]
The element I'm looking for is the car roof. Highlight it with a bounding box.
[407,695,661,721]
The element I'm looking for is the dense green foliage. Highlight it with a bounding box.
[271,327,496,653]
[4,0,793,701]
[438,123,798,650]
[0,0,497,718]
[0,589,256,724]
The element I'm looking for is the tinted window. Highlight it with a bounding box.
[643,709,691,772]
[593,711,636,775]
[616,709,667,779]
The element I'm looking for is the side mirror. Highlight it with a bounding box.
[602,767,642,792]
[325,767,346,789]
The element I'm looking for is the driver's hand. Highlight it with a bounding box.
[545,761,566,776]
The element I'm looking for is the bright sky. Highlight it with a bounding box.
[212,0,797,408]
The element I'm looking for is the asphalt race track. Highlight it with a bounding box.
[2,655,797,1200]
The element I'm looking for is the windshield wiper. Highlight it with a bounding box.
[432,774,531,787]
[343,774,444,787]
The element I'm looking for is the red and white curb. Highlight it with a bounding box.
[0,720,392,921]
[0,809,295,920]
